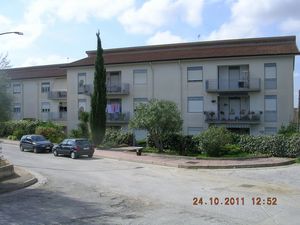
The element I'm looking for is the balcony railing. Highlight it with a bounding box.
[206,78,261,92]
[41,112,67,121]
[106,112,130,123]
[80,83,130,96]
[48,91,67,100]
[107,83,130,95]
[205,111,262,124]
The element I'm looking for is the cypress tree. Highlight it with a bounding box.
[90,31,107,145]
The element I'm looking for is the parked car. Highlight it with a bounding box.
[52,138,94,159]
[20,135,53,153]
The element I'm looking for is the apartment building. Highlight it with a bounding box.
[4,36,299,137]
[5,64,68,127]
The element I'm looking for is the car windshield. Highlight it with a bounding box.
[32,136,46,142]
[76,140,90,146]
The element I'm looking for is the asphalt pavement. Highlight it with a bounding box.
[1,142,300,225]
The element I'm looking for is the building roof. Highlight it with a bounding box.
[2,64,67,80]
[65,36,299,68]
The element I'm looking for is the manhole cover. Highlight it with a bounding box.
[240,184,255,188]
[186,161,199,164]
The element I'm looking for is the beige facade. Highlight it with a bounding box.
[66,55,294,136]
[4,36,299,137]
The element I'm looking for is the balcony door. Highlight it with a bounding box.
[229,66,240,89]
[229,97,240,120]
[107,72,121,92]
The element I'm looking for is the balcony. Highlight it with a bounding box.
[48,91,67,100]
[107,83,130,95]
[41,112,67,121]
[206,78,261,93]
[106,112,130,124]
[50,112,67,121]
[205,111,262,125]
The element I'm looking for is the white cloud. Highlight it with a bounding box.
[280,19,300,33]
[146,31,187,45]
[119,0,204,34]
[205,0,300,40]
[20,54,75,67]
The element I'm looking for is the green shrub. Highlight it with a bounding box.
[278,123,298,137]
[102,128,135,147]
[12,129,25,140]
[70,129,82,138]
[35,126,66,143]
[7,135,17,140]
[286,133,300,157]
[195,126,233,157]
[164,134,198,155]
[239,134,290,157]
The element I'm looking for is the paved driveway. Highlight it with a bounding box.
[1,143,300,225]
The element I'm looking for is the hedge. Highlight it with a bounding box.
[102,128,134,147]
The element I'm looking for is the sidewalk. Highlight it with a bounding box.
[0,166,37,194]
[1,139,296,169]
[93,149,296,169]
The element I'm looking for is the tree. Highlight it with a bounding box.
[130,99,183,151]
[89,31,107,145]
[0,54,12,122]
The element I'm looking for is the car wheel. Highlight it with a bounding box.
[33,147,38,153]
[71,152,77,159]
[88,154,93,158]
[53,150,58,157]
[20,145,24,151]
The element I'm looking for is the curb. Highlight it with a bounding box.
[93,154,178,168]
[0,163,15,179]
[0,167,39,195]
[178,159,296,169]
[95,153,296,169]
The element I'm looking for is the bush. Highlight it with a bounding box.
[70,129,82,138]
[35,125,66,143]
[102,128,135,147]
[0,120,44,139]
[278,123,298,137]
[194,127,233,157]
[285,133,300,157]
[164,134,198,156]
[7,135,17,140]
[239,134,291,157]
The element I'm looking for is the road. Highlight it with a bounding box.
[1,143,300,225]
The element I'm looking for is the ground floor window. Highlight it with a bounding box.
[265,127,277,135]
[187,127,203,136]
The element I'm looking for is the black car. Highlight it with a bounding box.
[20,135,53,153]
[52,139,94,159]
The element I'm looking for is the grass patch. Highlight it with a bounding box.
[295,157,300,163]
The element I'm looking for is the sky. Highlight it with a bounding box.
[1,0,300,105]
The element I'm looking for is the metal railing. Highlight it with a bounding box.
[48,91,67,99]
[41,112,67,121]
[106,112,130,123]
[206,78,261,92]
[107,83,130,95]
[205,111,262,124]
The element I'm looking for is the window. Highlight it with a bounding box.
[134,69,147,84]
[265,127,277,135]
[133,98,148,110]
[187,66,203,82]
[13,83,21,94]
[78,99,87,112]
[264,95,277,122]
[78,73,86,93]
[188,97,203,113]
[41,82,50,93]
[41,102,50,113]
[13,103,21,113]
[188,127,203,135]
[264,63,277,89]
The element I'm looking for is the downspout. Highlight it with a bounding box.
[178,60,184,134]
[149,62,154,99]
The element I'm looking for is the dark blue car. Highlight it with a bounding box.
[20,135,53,153]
